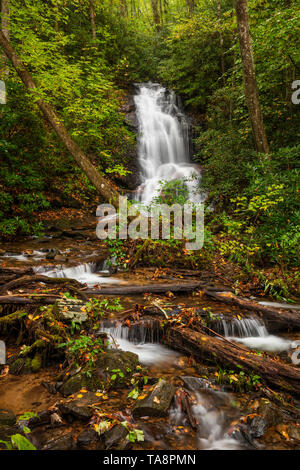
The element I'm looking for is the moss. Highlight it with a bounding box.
[9,358,25,375]
[23,357,32,373]
[31,353,42,373]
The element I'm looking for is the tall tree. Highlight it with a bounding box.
[151,0,161,29]
[0,30,120,203]
[1,0,9,78]
[234,0,269,154]
[186,0,195,16]
[90,0,96,40]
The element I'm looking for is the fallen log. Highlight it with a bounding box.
[164,326,300,396]
[204,290,300,332]
[85,282,203,296]
[0,295,57,306]
[0,274,83,293]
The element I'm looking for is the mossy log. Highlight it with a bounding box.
[164,326,300,396]
[0,310,27,334]
[0,274,83,294]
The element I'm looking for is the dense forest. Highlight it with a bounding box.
[0,0,299,454]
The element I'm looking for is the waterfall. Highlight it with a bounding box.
[99,320,179,365]
[216,316,292,353]
[34,262,122,286]
[134,83,201,205]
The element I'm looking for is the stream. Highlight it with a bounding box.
[0,83,299,451]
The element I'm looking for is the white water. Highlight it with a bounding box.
[170,389,240,450]
[220,317,292,353]
[34,262,122,287]
[134,84,201,205]
[100,322,179,365]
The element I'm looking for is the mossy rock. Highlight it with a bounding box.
[31,353,42,373]
[24,357,33,374]
[95,350,139,388]
[59,350,139,397]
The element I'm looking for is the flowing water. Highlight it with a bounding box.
[134,83,201,204]
[217,317,292,353]
[34,262,123,287]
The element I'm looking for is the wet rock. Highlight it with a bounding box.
[0,425,19,446]
[42,432,76,450]
[53,298,88,323]
[59,391,103,420]
[77,428,98,448]
[46,249,60,260]
[0,409,16,426]
[59,402,93,421]
[42,381,57,395]
[132,379,176,418]
[180,376,215,391]
[248,399,283,438]
[103,424,131,450]
[59,350,139,397]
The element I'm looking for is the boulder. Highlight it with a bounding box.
[59,350,139,397]
[132,379,176,418]
[53,298,89,323]
[248,399,283,438]
[77,428,98,448]
[103,424,131,450]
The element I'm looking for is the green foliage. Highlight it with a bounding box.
[0,434,36,450]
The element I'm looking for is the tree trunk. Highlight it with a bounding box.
[0,31,120,204]
[234,0,269,154]
[90,0,96,40]
[186,0,195,16]
[165,326,300,396]
[151,0,161,30]
[1,0,9,78]
[217,0,225,83]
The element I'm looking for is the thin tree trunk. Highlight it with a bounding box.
[234,0,269,154]
[1,0,9,78]
[217,0,225,83]
[151,0,161,30]
[90,0,96,40]
[0,30,120,204]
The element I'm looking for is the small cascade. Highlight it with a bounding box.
[34,262,122,286]
[215,316,292,353]
[216,317,268,338]
[100,320,179,365]
[170,389,241,450]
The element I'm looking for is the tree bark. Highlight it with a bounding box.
[217,0,225,83]
[84,282,203,295]
[1,0,9,78]
[90,0,96,40]
[234,0,269,154]
[151,0,161,30]
[0,30,120,204]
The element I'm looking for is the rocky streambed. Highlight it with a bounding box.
[0,220,300,451]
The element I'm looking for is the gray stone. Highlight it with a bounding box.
[77,428,98,448]
[132,379,176,418]
[103,424,130,450]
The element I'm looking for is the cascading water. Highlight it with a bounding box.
[100,320,179,365]
[134,83,201,205]
[216,316,292,353]
[34,262,122,287]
